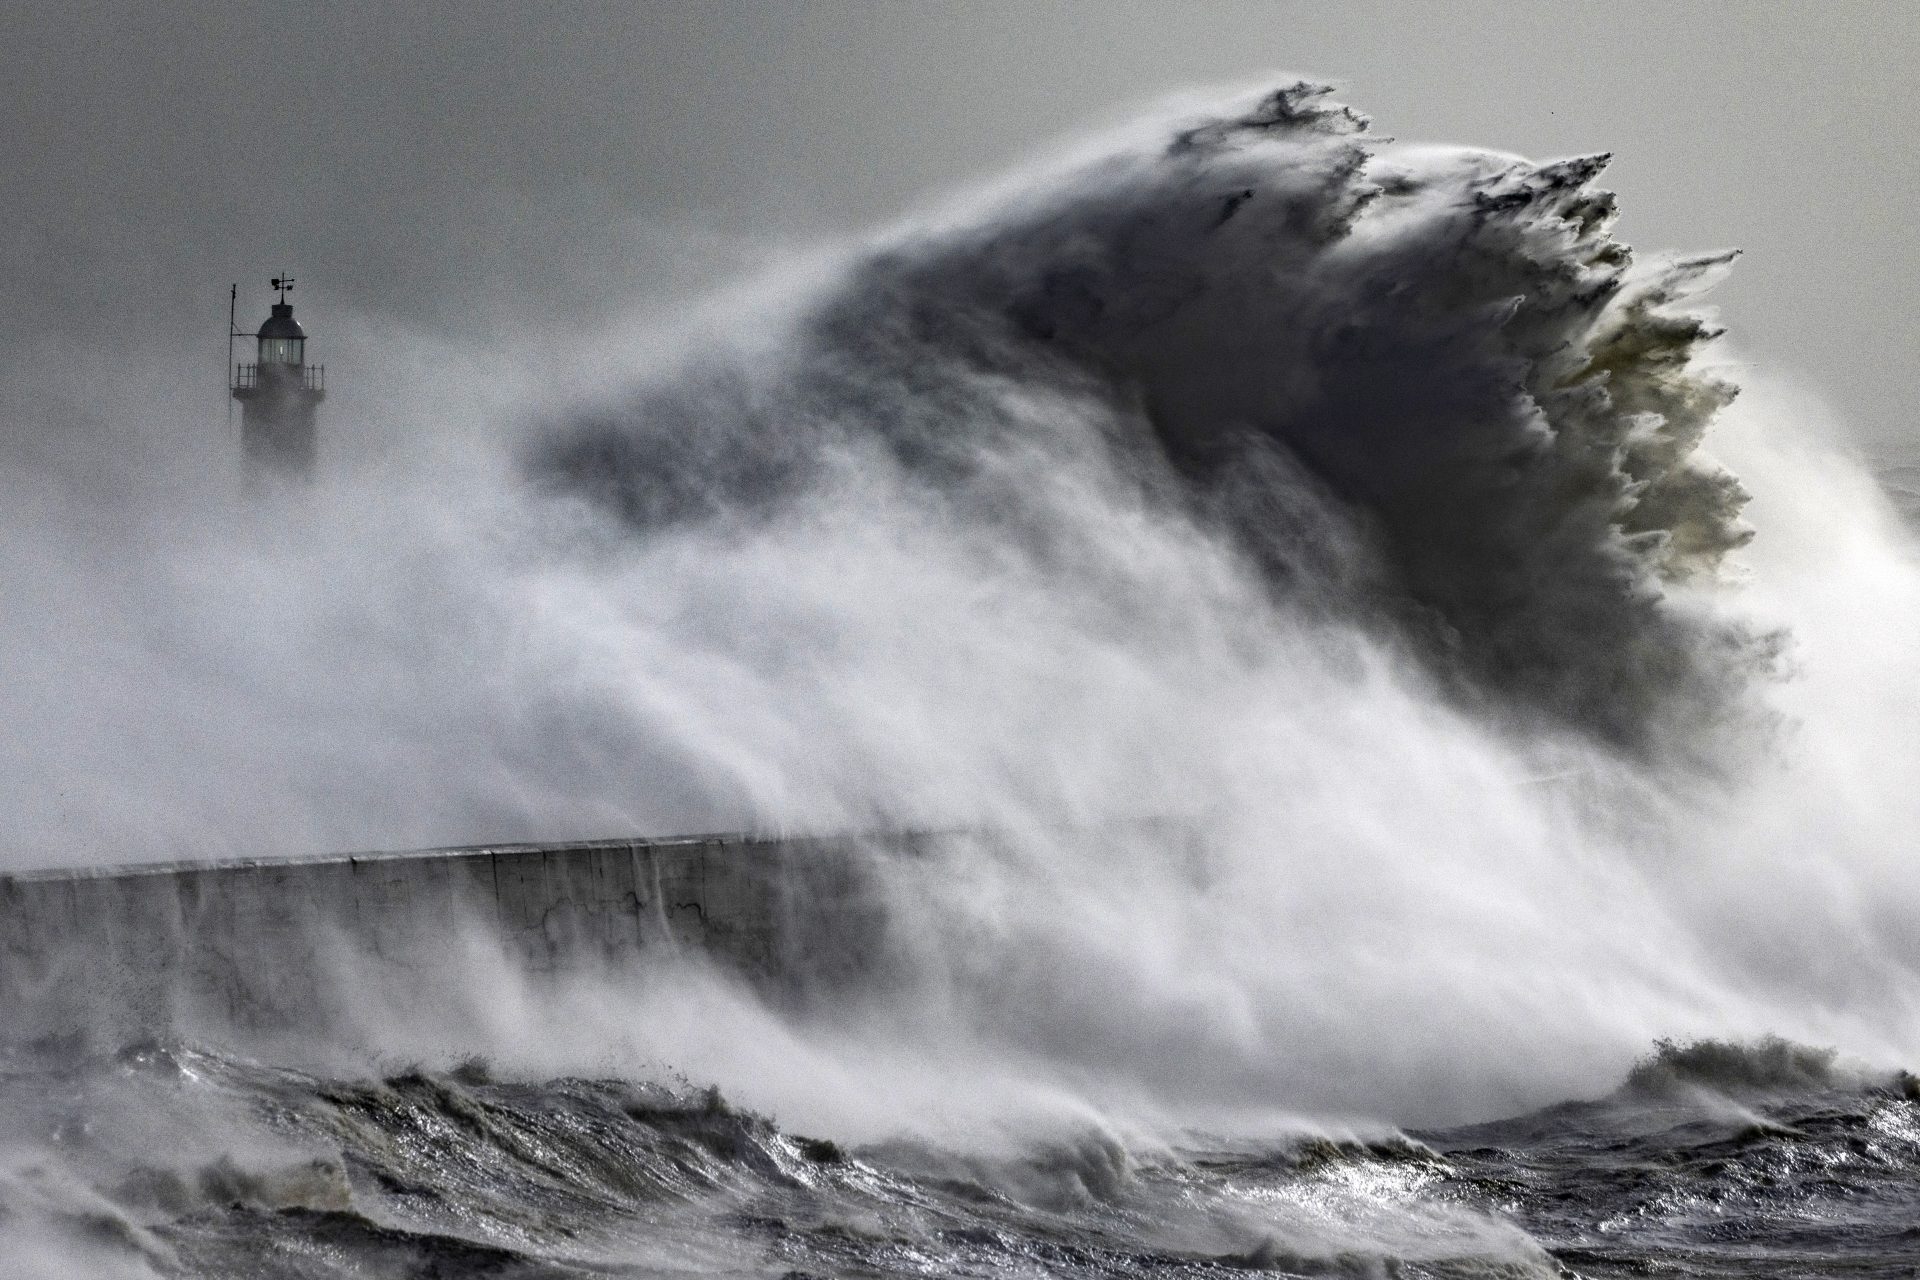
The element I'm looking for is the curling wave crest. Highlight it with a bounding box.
[544,82,1773,759]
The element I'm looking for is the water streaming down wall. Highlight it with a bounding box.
[0,833,919,1041]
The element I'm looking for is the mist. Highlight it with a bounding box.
[4,80,1918,1139]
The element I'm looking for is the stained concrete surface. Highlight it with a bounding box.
[0,832,905,1043]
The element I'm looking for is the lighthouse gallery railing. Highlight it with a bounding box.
[231,364,324,392]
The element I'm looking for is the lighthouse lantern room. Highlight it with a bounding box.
[230,276,324,482]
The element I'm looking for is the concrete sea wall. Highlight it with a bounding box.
[0,832,916,1041]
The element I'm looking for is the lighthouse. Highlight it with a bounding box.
[230,276,324,481]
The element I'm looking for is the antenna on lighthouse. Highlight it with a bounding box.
[225,283,237,436]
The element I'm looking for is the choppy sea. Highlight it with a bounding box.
[5,1036,1917,1278]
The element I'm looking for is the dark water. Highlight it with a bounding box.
[6,1036,1917,1278]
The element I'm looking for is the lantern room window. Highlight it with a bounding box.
[260,336,304,365]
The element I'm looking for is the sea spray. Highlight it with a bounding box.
[543,83,1773,760]
[5,82,1920,1276]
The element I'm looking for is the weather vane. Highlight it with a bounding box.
[271,275,294,303]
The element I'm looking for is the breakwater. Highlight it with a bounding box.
[0,832,911,1041]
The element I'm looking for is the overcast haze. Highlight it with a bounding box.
[3,0,1916,459]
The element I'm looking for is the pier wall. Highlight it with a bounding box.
[0,833,915,1041]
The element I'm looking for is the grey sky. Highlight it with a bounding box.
[4,0,1915,448]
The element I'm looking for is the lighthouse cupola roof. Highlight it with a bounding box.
[253,276,309,366]
[257,303,305,341]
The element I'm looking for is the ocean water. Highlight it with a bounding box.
[8,1037,1920,1277]
[6,84,1920,1276]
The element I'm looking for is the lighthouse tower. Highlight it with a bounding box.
[230,277,324,481]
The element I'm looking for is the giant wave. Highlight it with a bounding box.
[543,83,1772,761]
[6,82,1920,1278]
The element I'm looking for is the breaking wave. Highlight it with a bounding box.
[8,80,1920,1277]
[1621,1035,1867,1099]
[11,1034,1920,1278]
[542,83,1773,760]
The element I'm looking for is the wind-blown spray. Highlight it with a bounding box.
[5,83,1920,1277]
[544,83,1772,762]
